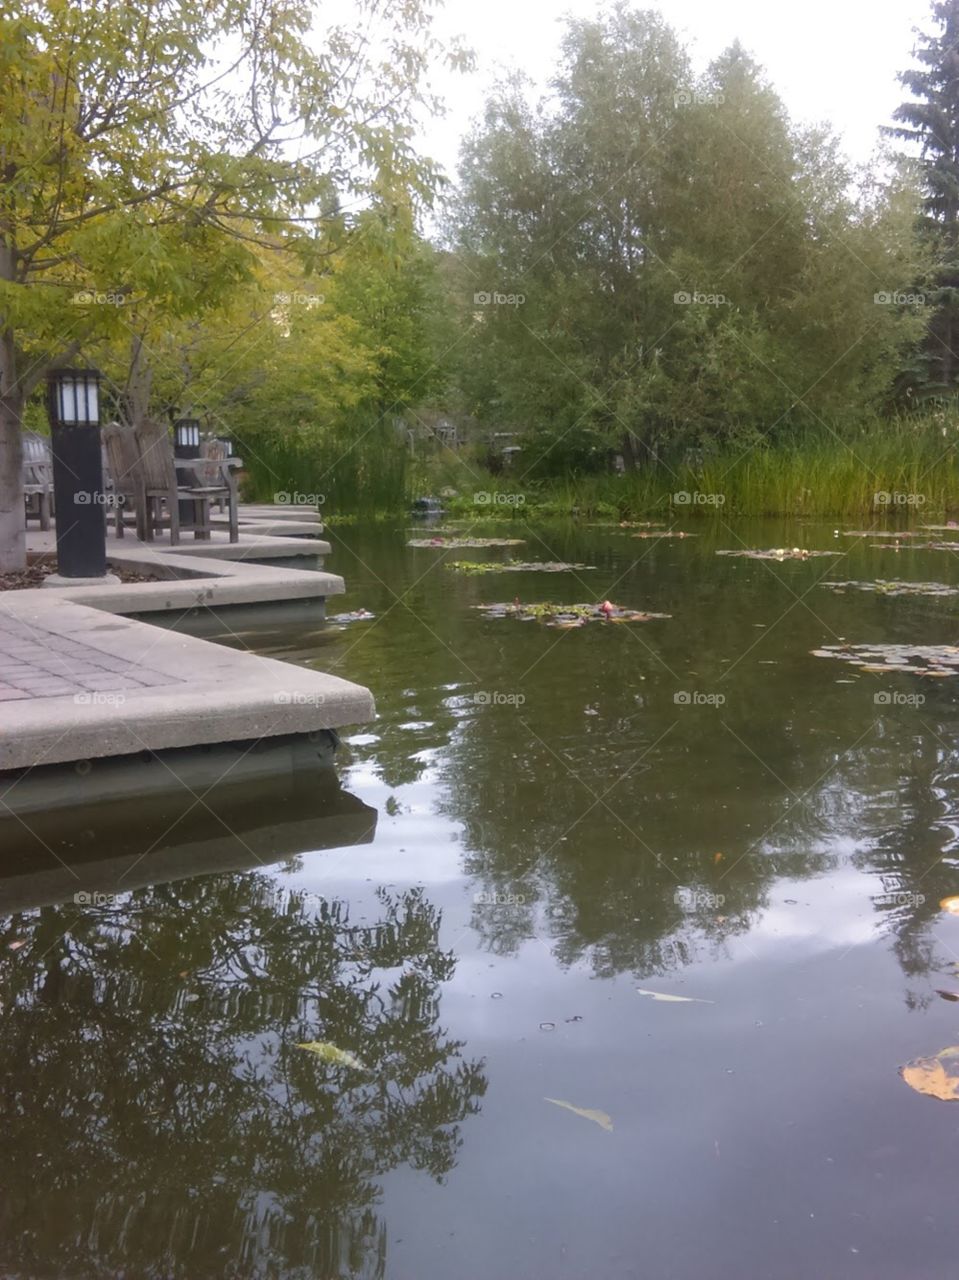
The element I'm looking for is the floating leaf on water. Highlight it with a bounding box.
[408,537,526,549]
[717,548,838,561]
[544,1097,613,1131]
[901,1045,959,1101]
[474,602,670,627]
[935,990,959,1002]
[445,560,597,575]
[940,896,959,915]
[636,988,714,1003]
[295,1041,366,1070]
[7,940,25,951]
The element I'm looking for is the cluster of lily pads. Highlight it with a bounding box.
[408,537,526,549]
[822,579,959,598]
[586,520,665,530]
[870,540,959,552]
[811,642,959,676]
[446,560,596,574]
[717,547,838,561]
[475,601,671,628]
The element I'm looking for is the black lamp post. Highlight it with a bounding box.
[44,367,117,584]
[174,417,201,458]
[173,417,201,528]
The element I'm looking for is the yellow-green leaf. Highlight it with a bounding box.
[296,1041,365,1070]
[636,988,713,1003]
[544,1097,613,1131]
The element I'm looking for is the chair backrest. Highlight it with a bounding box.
[21,432,52,487]
[201,438,229,462]
[102,422,142,498]
[132,419,175,490]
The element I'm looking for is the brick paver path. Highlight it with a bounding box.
[0,613,183,702]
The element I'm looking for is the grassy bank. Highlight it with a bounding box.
[239,415,959,521]
[418,425,959,522]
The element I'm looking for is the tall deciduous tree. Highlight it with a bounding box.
[449,8,924,475]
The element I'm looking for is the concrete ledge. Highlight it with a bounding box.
[0,592,375,771]
[22,539,343,616]
[240,504,324,525]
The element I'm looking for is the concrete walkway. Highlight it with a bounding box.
[0,589,374,771]
[2,504,374,776]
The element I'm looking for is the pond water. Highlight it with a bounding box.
[4,517,959,1278]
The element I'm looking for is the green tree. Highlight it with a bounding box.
[0,0,455,570]
[448,9,924,476]
[888,0,959,396]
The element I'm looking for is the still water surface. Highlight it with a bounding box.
[4,518,959,1278]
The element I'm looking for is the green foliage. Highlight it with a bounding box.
[887,0,959,395]
[416,409,959,519]
[446,9,926,476]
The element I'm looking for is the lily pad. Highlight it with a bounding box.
[544,1097,614,1131]
[822,579,959,598]
[295,1041,366,1070]
[474,601,670,628]
[810,642,959,676]
[446,560,597,575]
[870,541,959,551]
[408,537,526,549]
[716,548,838,561]
[587,520,666,529]
[901,1045,959,1101]
[841,529,931,539]
[632,530,697,539]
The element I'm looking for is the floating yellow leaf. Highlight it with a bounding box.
[296,1041,366,1070]
[636,988,713,1003]
[941,896,959,915]
[544,1097,613,1131]
[901,1045,959,1101]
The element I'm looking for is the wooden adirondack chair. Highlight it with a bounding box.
[102,421,144,538]
[22,432,53,531]
[132,419,239,544]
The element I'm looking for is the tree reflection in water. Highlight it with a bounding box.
[0,879,486,1279]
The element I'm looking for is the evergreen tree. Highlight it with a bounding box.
[889,0,959,394]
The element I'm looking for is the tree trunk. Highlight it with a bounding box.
[124,333,153,428]
[0,327,25,573]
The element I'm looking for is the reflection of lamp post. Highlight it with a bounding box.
[43,367,118,585]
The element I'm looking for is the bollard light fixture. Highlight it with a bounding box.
[174,417,201,451]
[47,368,101,428]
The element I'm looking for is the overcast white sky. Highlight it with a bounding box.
[420,0,932,180]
